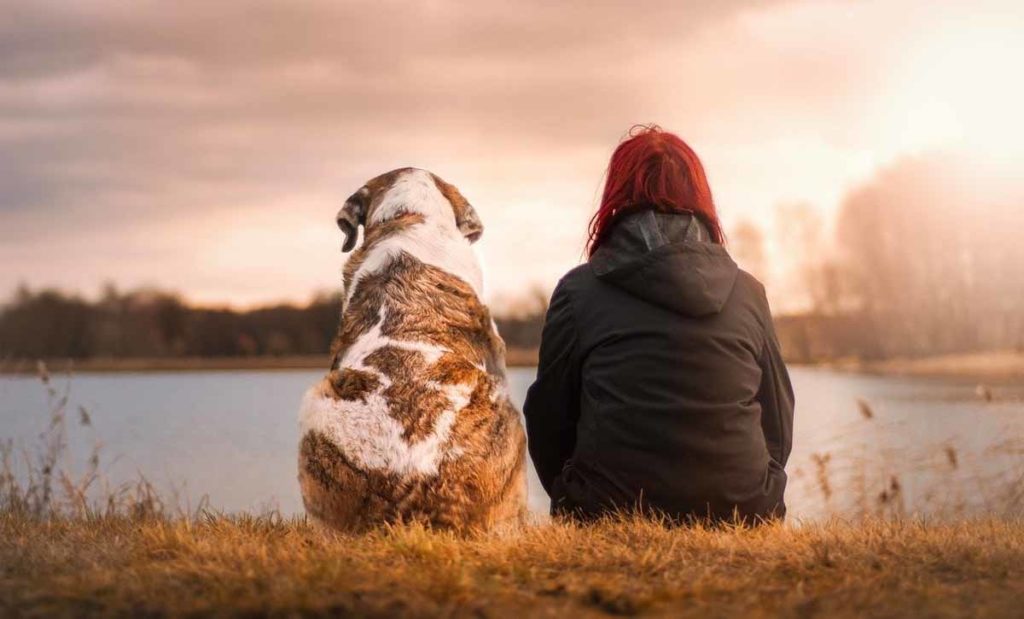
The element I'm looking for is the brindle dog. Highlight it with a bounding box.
[298,168,527,533]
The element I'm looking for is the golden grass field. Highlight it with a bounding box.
[1,512,1022,618]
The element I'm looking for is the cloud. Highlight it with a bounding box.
[1,0,1021,307]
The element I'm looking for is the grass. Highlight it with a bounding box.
[2,512,1023,618]
[3,363,1023,617]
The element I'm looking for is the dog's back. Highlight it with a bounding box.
[298,169,526,532]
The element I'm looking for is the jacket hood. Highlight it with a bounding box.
[589,209,738,317]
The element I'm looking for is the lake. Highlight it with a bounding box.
[1,367,1022,520]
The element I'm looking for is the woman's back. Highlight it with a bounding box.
[524,210,793,523]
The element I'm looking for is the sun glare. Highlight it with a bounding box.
[895,19,1024,157]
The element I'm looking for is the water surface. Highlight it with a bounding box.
[1,367,1021,519]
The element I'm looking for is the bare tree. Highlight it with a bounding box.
[834,153,1024,357]
[731,219,768,283]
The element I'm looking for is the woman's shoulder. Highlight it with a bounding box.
[734,268,768,301]
[551,263,604,303]
[731,268,776,333]
[560,263,594,287]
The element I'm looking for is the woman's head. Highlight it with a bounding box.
[587,125,723,256]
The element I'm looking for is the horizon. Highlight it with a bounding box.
[2,1,1023,313]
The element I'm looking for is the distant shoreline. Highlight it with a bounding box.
[819,351,1024,384]
[0,348,542,375]
[2,350,1021,381]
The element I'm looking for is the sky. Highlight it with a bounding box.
[2,0,1022,311]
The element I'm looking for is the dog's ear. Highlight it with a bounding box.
[432,174,483,243]
[337,187,369,252]
[457,203,484,244]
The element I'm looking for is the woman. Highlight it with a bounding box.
[523,125,794,524]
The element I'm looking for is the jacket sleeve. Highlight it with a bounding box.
[522,279,582,495]
[757,311,795,467]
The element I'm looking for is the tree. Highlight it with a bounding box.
[730,220,767,283]
[833,152,1024,356]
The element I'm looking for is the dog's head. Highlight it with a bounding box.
[336,168,483,252]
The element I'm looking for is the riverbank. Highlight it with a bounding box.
[0,348,542,374]
[2,350,1022,380]
[1,513,1021,618]
[826,350,1024,383]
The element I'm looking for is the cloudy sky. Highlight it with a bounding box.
[2,0,1022,310]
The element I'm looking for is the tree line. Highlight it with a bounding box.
[0,284,546,361]
[767,152,1024,361]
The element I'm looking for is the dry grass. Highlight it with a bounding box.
[1,512,1022,618]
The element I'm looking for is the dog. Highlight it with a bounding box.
[298,168,527,532]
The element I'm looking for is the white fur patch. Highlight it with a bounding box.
[299,307,475,477]
[344,169,483,307]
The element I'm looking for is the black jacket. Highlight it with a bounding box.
[523,209,794,523]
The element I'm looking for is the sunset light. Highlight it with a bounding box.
[3,3,1024,617]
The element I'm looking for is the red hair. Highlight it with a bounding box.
[587,125,723,257]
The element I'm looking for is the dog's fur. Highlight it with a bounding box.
[298,168,526,532]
